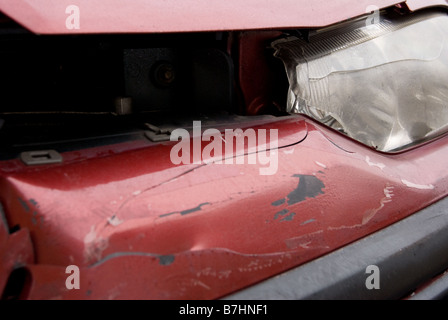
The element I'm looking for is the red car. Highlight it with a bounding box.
[0,0,447,301]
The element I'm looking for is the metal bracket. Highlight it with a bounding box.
[20,150,63,166]
[144,123,173,142]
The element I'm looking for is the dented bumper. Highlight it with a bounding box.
[1,115,447,299]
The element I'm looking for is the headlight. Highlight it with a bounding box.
[272,10,448,152]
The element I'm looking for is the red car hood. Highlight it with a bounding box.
[0,0,446,34]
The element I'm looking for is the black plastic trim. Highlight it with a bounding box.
[408,271,448,300]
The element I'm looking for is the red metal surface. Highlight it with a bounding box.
[0,0,411,34]
[236,31,284,116]
[0,0,447,301]
[0,116,447,299]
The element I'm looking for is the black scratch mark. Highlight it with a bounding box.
[301,219,316,226]
[112,164,207,221]
[0,203,9,233]
[159,255,175,266]
[287,175,325,205]
[88,251,176,268]
[18,198,30,213]
[271,199,286,207]
[270,175,325,218]
[280,212,296,222]
[274,209,289,220]
[160,202,211,218]
[274,209,296,222]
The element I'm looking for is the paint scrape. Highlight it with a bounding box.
[285,230,326,250]
[160,202,211,218]
[84,225,110,263]
[301,219,316,226]
[107,216,124,227]
[366,156,386,170]
[287,175,325,205]
[315,161,327,169]
[362,186,394,225]
[159,255,175,266]
[401,179,434,190]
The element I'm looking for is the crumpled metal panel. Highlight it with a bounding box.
[0,116,447,299]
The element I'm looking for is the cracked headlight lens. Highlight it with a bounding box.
[272,10,448,152]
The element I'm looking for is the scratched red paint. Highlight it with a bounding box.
[0,115,447,299]
[0,0,448,300]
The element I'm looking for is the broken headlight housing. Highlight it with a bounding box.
[273,10,448,152]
